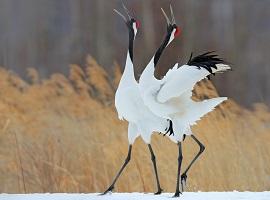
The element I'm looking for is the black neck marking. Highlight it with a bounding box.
[154,25,174,67]
[126,20,136,62]
[128,28,135,62]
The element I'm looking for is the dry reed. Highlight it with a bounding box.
[0,57,269,193]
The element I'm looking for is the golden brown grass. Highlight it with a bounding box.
[0,56,269,193]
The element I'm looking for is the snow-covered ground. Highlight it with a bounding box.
[1,192,270,200]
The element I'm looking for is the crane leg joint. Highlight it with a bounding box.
[151,154,156,161]
[199,144,205,153]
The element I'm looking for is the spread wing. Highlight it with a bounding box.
[157,52,231,103]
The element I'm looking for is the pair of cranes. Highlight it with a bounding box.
[103,4,231,197]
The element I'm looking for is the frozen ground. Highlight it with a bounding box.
[1,192,270,200]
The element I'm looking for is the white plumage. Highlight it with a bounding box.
[115,39,169,145]
[106,4,231,197]
[139,57,230,142]
[137,12,231,194]
[138,49,231,196]
[157,63,231,103]
[104,5,166,195]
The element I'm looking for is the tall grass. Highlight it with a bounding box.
[0,56,269,193]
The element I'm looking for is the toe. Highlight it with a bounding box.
[172,191,182,197]
[154,188,163,195]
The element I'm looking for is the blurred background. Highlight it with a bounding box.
[0,0,269,107]
[0,0,269,194]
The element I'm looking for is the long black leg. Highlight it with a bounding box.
[173,142,183,197]
[181,135,205,192]
[102,145,132,195]
[148,144,163,195]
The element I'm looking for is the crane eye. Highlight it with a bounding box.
[174,27,181,37]
[135,20,140,29]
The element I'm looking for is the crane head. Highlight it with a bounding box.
[161,5,181,46]
[114,3,140,38]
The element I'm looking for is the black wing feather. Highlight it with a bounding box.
[187,51,227,79]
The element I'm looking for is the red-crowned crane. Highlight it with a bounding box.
[102,4,175,195]
[138,5,231,197]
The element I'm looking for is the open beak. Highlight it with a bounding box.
[161,4,176,25]
[170,4,176,24]
[161,7,170,25]
[113,3,133,22]
[113,9,127,22]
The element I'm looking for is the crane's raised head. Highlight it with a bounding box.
[161,5,181,46]
[114,3,139,39]
[128,18,140,36]
[153,5,181,66]
[114,3,139,62]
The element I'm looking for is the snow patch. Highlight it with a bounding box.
[1,192,270,200]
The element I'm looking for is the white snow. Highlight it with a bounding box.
[1,192,270,200]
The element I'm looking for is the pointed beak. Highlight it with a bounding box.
[170,4,176,25]
[122,2,132,20]
[113,9,127,22]
[161,5,177,26]
[161,7,171,26]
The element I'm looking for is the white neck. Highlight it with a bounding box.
[168,29,176,45]
[119,51,136,88]
[139,57,156,90]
